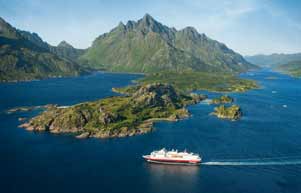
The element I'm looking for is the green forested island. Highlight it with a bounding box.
[210,95,234,104]
[116,71,258,93]
[20,83,206,138]
[211,105,242,120]
[19,76,253,138]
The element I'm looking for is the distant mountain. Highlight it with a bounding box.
[81,14,256,73]
[49,41,85,62]
[17,30,84,62]
[0,17,87,82]
[245,53,301,68]
[277,60,301,77]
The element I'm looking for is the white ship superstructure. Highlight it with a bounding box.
[143,148,201,165]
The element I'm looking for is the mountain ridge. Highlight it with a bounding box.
[245,53,301,68]
[0,17,88,82]
[0,14,258,82]
[81,14,257,73]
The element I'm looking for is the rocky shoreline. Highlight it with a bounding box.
[211,105,242,121]
[6,104,58,114]
[210,95,233,104]
[19,83,206,139]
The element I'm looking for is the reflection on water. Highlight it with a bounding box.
[147,163,200,175]
[146,163,200,193]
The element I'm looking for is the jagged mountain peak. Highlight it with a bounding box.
[137,14,164,32]
[82,14,257,73]
[178,26,201,39]
[141,13,155,23]
[182,26,198,33]
[125,20,136,29]
[57,40,74,48]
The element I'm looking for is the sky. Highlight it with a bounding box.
[0,0,300,55]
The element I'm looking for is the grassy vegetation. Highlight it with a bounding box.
[210,95,233,104]
[136,71,258,93]
[0,17,88,82]
[277,60,301,78]
[0,46,87,82]
[80,14,256,74]
[21,83,206,138]
[211,105,242,120]
[20,71,258,138]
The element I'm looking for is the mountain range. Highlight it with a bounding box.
[245,53,301,68]
[0,17,87,81]
[81,14,256,73]
[1,14,257,82]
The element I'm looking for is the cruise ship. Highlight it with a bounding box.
[143,148,201,165]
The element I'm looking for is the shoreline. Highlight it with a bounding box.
[12,70,261,140]
[0,70,145,84]
[18,83,205,139]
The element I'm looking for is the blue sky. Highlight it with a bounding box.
[0,0,300,55]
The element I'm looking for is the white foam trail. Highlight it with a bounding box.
[202,160,301,166]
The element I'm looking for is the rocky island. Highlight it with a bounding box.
[6,104,57,114]
[20,83,206,138]
[211,105,242,120]
[210,95,234,104]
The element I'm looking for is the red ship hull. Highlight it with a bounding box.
[143,156,201,165]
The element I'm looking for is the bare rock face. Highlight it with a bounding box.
[132,83,180,107]
[99,112,120,125]
[76,132,90,139]
[189,93,207,104]
[210,95,233,104]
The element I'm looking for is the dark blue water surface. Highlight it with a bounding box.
[1,70,301,193]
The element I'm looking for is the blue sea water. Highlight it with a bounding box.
[0,70,301,193]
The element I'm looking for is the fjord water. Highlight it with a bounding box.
[1,70,301,193]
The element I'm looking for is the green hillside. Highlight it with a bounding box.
[277,60,301,77]
[81,14,257,73]
[0,17,87,82]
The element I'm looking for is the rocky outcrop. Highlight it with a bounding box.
[210,95,233,104]
[7,104,57,114]
[132,83,180,107]
[20,83,206,139]
[211,105,242,120]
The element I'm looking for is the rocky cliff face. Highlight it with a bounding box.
[20,83,206,139]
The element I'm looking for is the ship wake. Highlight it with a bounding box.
[202,156,301,166]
